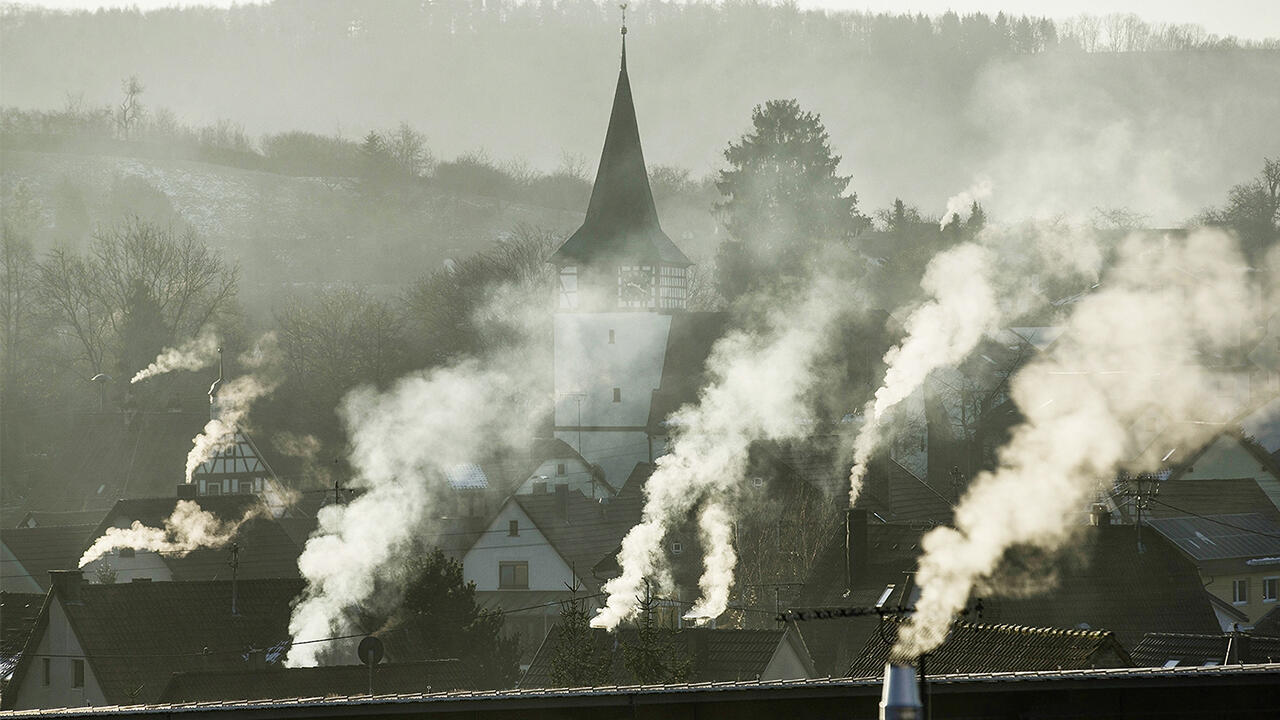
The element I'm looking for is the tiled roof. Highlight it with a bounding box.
[1254,605,1280,637]
[158,660,470,702]
[1,591,44,679]
[1146,478,1278,520]
[512,491,644,588]
[521,626,800,687]
[980,525,1221,648]
[2,578,305,707]
[89,496,302,581]
[0,525,96,591]
[15,510,107,528]
[847,618,1132,677]
[30,412,231,510]
[3,664,1280,717]
[1145,513,1280,561]
[1130,632,1280,666]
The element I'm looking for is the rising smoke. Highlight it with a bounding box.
[79,499,267,568]
[285,356,543,666]
[592,275,863,629]
[131,330,221,384]
[894,229,1273,658]
[847,217,1104,504]
[183,335,281,482]
[940,177,993,229]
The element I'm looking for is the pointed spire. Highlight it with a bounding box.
[549,18,690,269]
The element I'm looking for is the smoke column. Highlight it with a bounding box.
[846,220,1104,504]
[847,243,1000,503]
[79,499,267,567]
[895,229,1270,657]
[285,357,541,666]
[593,277,854,629]
[184,374,276,481]
[131,330,220,384]
[940,177,992,228]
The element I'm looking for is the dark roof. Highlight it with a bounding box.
[159,660,470,703]
[511,491,644,588]
[1254,606,1280,637]
[0,525,96,591]
[15,510,106,528]
[548,44,689,268]
[1147,477,1279,520]
[1131,632,1280,666]
[1145,513,1280,561]
[1,592,43,679]
[521,626,806,687]
[32,412,221,511]
[2,578,304,708]
[89,496,301,581]
[847,618,1132,677]
[982,525,1221,648]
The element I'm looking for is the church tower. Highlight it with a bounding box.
[549,24,691,489]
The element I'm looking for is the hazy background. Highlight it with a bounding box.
[3,1,1278,225]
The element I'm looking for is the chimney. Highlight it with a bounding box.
[555,483,570,522]
[1089,503,1112,527]
[177,483,198,499]
[846,508,869,592]
[1225,625,1251,664]
[49,570,84,604]
[247,649,267,670]
[880,662,923,719]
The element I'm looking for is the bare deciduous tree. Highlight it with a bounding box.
[116,75,144,140]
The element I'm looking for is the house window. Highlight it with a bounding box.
[556,463,567,476]
[1232,578,1249,604]
[499,561,529,589]
[42,658,50,686]
[508,520,519,537]
[204,481,221,496]
[613,388,621,403]
[72,659,84,688]
[608,329,615,344]
[1264,577,1278,603]
[671,541,683,555]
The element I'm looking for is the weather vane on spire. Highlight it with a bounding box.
[620,3,628,36]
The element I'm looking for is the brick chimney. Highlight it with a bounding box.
[845,508,869,593]
[49,570,84,604]
[177,483,198,499]
[1089,503,1112,527]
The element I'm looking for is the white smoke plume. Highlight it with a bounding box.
[593,276,855,629]
[131,330,221,384]
[847,243,999,502]
[184,374,278,482]
[847,220,1104,504]
[940,176,993,229]
[285,356,542,667]
[78,499,267,568]
[895,229,1270,658]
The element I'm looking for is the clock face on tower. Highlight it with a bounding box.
[619,266,654,305]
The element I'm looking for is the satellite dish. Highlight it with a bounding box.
[357,636,384,666]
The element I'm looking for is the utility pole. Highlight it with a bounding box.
[228,542,241,616]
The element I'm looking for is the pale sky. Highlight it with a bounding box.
[14,0,1280,42]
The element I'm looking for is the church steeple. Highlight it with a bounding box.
[549,23,690,273]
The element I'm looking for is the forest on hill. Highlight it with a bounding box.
[3,1,1278,222]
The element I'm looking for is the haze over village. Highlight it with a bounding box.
[1,1,1279,717]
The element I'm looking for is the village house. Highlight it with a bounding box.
[1130,629,1280,667]
[0,525,96,594]
[1,571,303,710]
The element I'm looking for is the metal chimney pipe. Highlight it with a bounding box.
[880,662,923,720]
